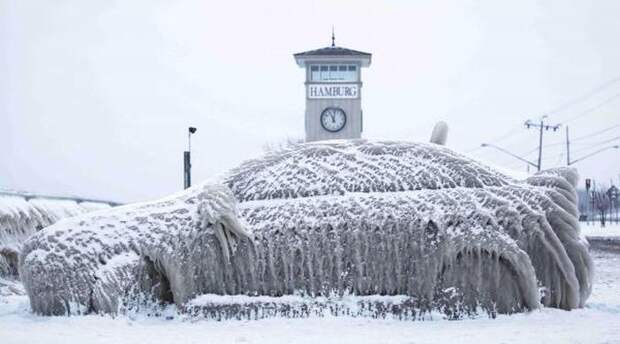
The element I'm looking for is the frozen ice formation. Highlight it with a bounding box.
[429,121,448,145]
[0,194,110,279]
[19,184,251,315]
[19,140,592,317]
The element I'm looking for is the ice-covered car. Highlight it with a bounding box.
[19,139,592,318]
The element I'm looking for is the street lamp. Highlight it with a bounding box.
[480,143,540,171]
[568,145,619,166]
[184,127,198,189]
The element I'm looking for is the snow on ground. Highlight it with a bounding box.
[1,247,619,344]
[581,222,620,238]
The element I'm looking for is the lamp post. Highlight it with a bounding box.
[567,145,619,166]
[184,127,197,189]
[480,143,540,171]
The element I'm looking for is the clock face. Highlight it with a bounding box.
[320,107,346,132]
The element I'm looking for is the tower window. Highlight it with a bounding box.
[310,64,358,82]
[310,65,320,80]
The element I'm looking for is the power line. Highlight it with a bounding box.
[569,145,619,165]
[554,152,565,167]
[490,126,526,143]
[516,134,617,166]
[480,134,564,169]
[465,125,525,153]
[517,146,542,158]
[543,75,620,118]
[532,124,620,155]
[479,118,563,172]
[533,137,611,150]
[571,123,620,142]
[565,125,620,166]
[476,123,618,171]
[504,147,568,169]
[571,136,620,155]
[588,135,620,147]
[558,92,620,124]
[468,78,620,156]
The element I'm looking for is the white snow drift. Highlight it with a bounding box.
[19,140,592,317]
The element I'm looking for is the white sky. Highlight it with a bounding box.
[1,0,619,203]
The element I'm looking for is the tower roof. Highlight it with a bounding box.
[294,46,372,67]
[294,46,371,58]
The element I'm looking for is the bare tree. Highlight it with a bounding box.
[592,187,611,227]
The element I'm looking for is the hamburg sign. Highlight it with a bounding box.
[308,84,359,99]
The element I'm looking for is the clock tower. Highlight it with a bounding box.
[294,34,371,142]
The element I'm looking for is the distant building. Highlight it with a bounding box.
[294,34,371,142]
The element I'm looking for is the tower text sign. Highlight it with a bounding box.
[308,84,359,99]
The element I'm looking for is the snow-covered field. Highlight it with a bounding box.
[0,245,618,344]
[581,222,620,238]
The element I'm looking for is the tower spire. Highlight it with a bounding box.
[331,26,335,47]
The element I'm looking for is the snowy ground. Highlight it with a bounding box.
[1,225,619,344]
[581,222,620,238]
[1,248,618,344]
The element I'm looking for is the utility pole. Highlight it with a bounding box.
[525,117,561,171]
[184,127,197,189]
[537,122,544,171]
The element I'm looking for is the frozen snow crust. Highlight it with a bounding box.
[225,140,515,201]
[19,140,592,318]
[0,194,110,279]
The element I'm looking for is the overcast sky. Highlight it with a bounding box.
[1,0,619,203]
